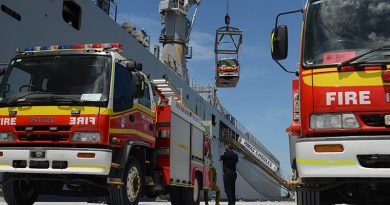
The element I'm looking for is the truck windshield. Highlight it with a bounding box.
[303,0,390,66]
[219,58,238,66]
[0,55,111,106]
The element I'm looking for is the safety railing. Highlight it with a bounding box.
[171,0,189,14]
[92,0,118,22]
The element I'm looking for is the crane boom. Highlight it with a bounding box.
[159,0,201,83]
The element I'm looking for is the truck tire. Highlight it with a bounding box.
[182,186,194,205]
[3,174,39,205]
[192,175,201,205]
[109,157,143,205]
[296,186,330,205]
[169,186,181,205]
[169,186,194,205]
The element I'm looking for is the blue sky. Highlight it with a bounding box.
[116,0,305,175]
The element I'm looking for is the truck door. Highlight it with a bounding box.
[137,82,155,138]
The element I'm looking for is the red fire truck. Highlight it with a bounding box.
[272,0,390,204]
[0,43,211,205]
[215,57,240,88]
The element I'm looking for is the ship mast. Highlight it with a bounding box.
[159,0,201,83]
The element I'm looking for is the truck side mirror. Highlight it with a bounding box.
[126,60,137,71]
[0,66,7,76]
[132,72,145,99]
[271,25,288,60]
[136,63,143,71]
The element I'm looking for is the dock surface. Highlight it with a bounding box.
[0,202,295,205]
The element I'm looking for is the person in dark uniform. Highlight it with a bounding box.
[219,143,238,205]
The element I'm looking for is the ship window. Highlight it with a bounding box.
[1,4,21,21]
[62,1,82,30]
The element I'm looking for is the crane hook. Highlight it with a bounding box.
[225,15,231,26]
[225,0,231,26]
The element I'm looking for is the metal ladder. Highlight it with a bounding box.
[152,79,181,102]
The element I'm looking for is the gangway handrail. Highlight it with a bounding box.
[225,135,289,190]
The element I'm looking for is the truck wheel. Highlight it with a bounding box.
[296,186,331,205]
[3,174,39,205]
[169,186,181,205]
[109,157,143,205]
[182,186,194,205]
[192,175,201,205]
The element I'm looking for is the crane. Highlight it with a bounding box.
[159,0,201,83]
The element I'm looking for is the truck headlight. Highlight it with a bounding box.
[310,113,360,129]
[0,132,15,142]
[342,113,360,129]
[71,132,101,142]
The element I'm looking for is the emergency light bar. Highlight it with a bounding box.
[24,43,123,52]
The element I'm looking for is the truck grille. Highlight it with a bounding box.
[15,126,71,131]
[358,155,390,168]
[18,134,69,141]
[360,115,385,127]
[12,160,68,169]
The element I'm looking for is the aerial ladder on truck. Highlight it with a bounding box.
[152,78,213,205]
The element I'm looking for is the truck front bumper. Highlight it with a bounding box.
[296,136,390,178]
[0,147,111,175]
[218,72,239,77]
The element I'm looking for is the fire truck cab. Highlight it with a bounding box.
[272,0,390,204]
[0,43,210,205]
[215,58,240,88]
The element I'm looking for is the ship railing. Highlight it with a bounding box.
[92,0,118,22]
[159,0,189,14]
[222,110,279,163]
[171,0,189,14]
[223,134,289,190]
[191,80,278,163]
[162,53,188,81]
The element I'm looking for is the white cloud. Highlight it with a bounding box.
[117,13,161,34]
[189,31,215,62]
[117,13,161,48]
[118,12,215,62]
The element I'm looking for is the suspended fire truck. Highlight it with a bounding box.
[271,0,390,204]
[0,43,211,205]
[214,15,243,88]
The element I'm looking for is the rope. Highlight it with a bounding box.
[224,0,231,26]
[226,0,230,15]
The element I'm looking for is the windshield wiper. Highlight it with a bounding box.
[340,45,390,66]
[5,93,83,106]
[5,92,51,105]
[47,95,83,104]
